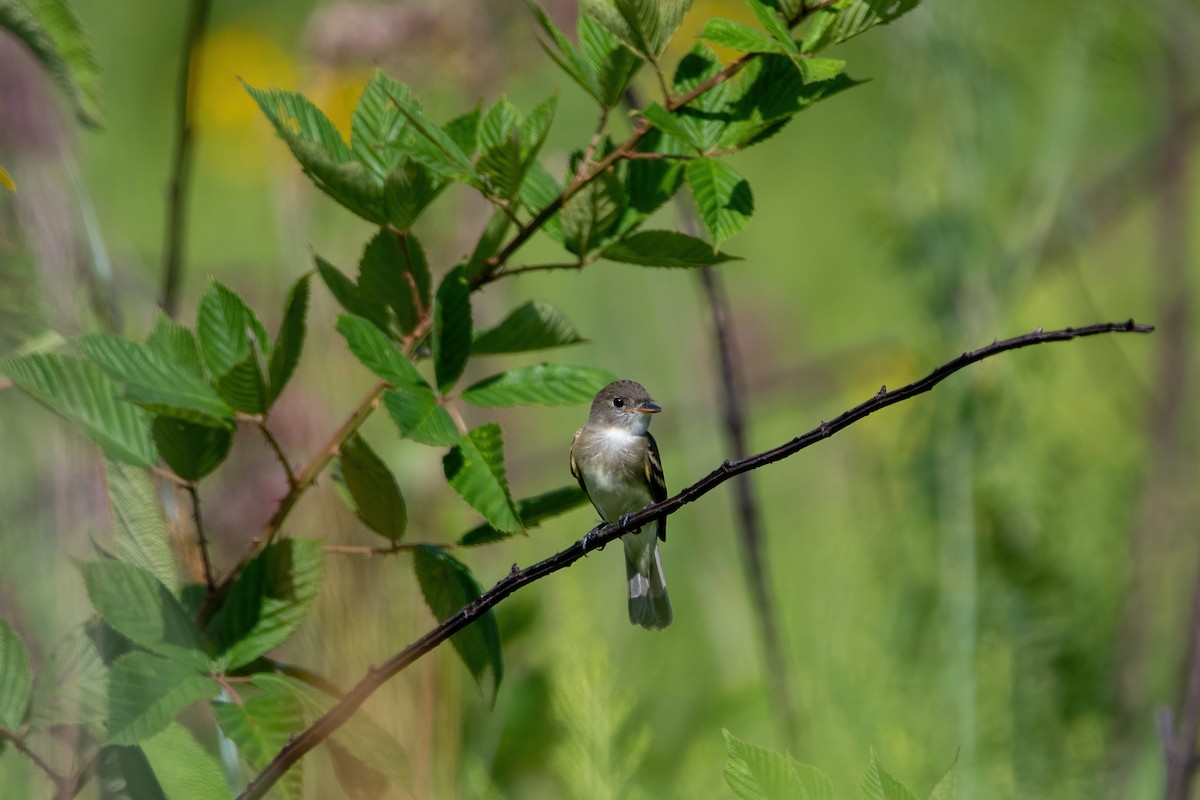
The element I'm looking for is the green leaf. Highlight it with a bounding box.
[580,0,692,59]
[339,434,407,541]
[269,274,311,405]
[152,417,232,482]
[105,651,218,745]
[602,229,741,267]
[862,751,920,800]
[444,105,481,157]
[640,102,704,152]
[97,744,168,800]
[560,168,625,255]
[671,45,738,152]
[246,83,387,224]
[747,0,798,50]
[315,252,388,333]
[0,0,102,127]
[196,280,270,414]
[212,682,304,800]
[686,157,754,246]
[382,388,461,447]
[579,11,643,106]
[462,363,616,407]
[335,314,426,388]
[444,424,522,533]
[622,130,685,225]
[29,626,108,734]
[0,352,156,466]
[526,0,600,101]
[142,722,232,800]
[520,161,564,242]
[413,546,503,694]
[105,460,181,594]
[206,539,325,671]
[357,228,430,335]
[145,314,205,380]
[387,89,480,185]
[80,334,234,427]
[803,0,923,52]
[433,265,472,392]
[82,560,209,671]
[460,485,589,546]
[384,159,444,230]
[700,17,789,55]
[797,57,846,83]
[350,71,411,182]
[929,762,956,800]
[723,729,814,800]
[465,210,513,280]
[0,619,32,729]
[472,301,585,355]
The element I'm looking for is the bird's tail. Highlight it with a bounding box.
[625,534,672,630]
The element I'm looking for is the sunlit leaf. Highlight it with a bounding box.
[686,157,754,246]
[382,388,461,447]
[723,729,814,800]
[142,722,232,800]
[335,314,426,389]
[462,364,616,407]
[472,301,585,355]
[862,751,920,800]
[443,424,522,533]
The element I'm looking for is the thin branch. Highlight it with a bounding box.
[255,419,296,489]
[159,0,213,317]
[236,320,1153,800]
[323,541,458,556]
[0,728,70,795]
[186,483,215,593]
[491,260,588,281]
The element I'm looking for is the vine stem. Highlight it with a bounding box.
[236,320,1153,800]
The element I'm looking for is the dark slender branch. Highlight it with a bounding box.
[236,320,1153,800]
[159,0,212,317]
[186,483,215,593]
[254,419,296,489]
[0,728,70,795]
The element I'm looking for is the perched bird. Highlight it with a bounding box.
[570,380,673,630]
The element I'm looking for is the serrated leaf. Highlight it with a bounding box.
[622,131,685,227]
[640,101,704,151]
[460,485,589,546]
[0,0,103,127]
[335,314,426,389]
[82,561,209,671]
[196,281,270,414]
[862,751,920,800]
[80,334,234,427]
[602,230,741,267]
[671,45,738,151]
[444,106,481,157]
[526,0,600,100]
[723,729,813,800]
[472,301,585,355]
[384,159,444,230]
[29,625,107,734]
[747,0,798,49]
[386,90,479,185]
[206,539,324,671]
[413,546,503,694]
[560,168,625,255]
[0,619,32,729]
[212,684,304,800]
[443,424,522,533]
[269,274,310,405]
[382,388,461,447]
[145,315,205,381]
[700,18,789,55]
[686,157,754,246]
[105,652,218,745]
[0,352,156,465]
[581,0,692,59]
[105,460,181,594]
[315,252,390,333]
[357,228,430,335]
[152,417,232,482]
[797,57,846,83]
[462,364,616,408]
[351,71,411,182]
[579,11,643,106]
[804,0,923,51]
[142,722,232,800]
[433,265,472,392]
[339,434,407,541]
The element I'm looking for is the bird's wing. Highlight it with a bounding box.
[569,427,592,502]
[645,432,668,542]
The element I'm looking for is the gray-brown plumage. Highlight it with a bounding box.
[570,380,672,630]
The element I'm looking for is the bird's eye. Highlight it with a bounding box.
[612,397,625,409]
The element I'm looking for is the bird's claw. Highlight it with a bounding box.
[582,530,602,553]
[619,512,637,532]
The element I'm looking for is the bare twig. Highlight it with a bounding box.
[186,483,215,593]
[159,0,213,317]
[0,728,70,795]
[323,541,458,556]
[254,419,296,489]
[236,320,1153,800]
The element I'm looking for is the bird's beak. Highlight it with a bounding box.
[636,401,662,414]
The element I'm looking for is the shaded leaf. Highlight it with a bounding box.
[105,652,218,745]
[433,265,472,392]
[82,560,209,671]
[413,546,503,695]
[384,159,443,230]
[29,625,108,734]
[152,417,232,482]
[196,281,270,414]
[382,388,461,447]
[602,229,741,267]
[579,10,643,106]
[357,228,430,335]
[462,363,616,407]
[0,619,31,729]
[460,485,589,546]
[145,315,204,380]
[560,168,625,255]
[142,722,232,800]
[315,252,389,333]
[269,274,311,405]
[580,0,692,59]
[97,743,168,800]
[686,157,754,246]
[0,352,156,466]
[206,539,325,671]
[443,424,522,533]
[105,460,180,594]
[339,434,407,541]
[472,301,585,355]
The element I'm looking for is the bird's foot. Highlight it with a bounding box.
[582,530,604,553]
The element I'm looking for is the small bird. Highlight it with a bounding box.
[570,380,673,630]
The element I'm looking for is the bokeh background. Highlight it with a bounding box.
[1,0,1196,798]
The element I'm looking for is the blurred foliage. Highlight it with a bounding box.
[0,0,1194,799]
